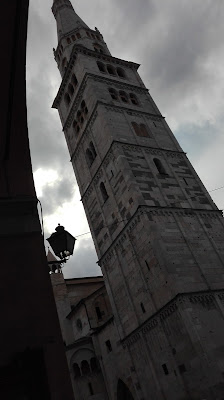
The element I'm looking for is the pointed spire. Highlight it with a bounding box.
[52,0,89,41]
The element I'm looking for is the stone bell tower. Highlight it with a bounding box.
[52,1,224,398]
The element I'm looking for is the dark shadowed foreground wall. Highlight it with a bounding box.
[0,1,73,398]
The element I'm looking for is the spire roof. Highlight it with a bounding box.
[52,0,89,40]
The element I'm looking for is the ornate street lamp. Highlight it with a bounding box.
[47,224,76,265]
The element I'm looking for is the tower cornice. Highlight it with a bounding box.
[120,289,224,348]
[52,45,140,108]
[97,205,223,269]
[62,80,150,131]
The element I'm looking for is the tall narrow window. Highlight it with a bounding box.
[95,306,103,320]
[132,122,141,136]
[64,93,71,106]
[81,360,90,375]
[90,357,98,372]
[73,363,81,378]
[68,83,74,96]
[72,35,76,41]
[89,142,97,158]
[77,110,82,123]
[162,364,169,375]
[67,37,71,44]
[72,74,78,87]
[130,93,139,105]
[140,124,149,137]
[86,31,90,37]
[100,182,109,202]
[77,32,81,39]
[86,149,94,167]
[141,302,146,313]
[97,61,106,73]
[119,91,128,103]
[62,57,68,71]
[88,383,94,395]
[109,88,118,100]
[117,67,126,78]
[105,340,112,353]
[73,120,80,134]
[153,158,167,175]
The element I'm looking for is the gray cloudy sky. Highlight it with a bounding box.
[26,0,224,278]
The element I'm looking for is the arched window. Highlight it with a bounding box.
[73,120,80,134]
[73,363,81,378]
[153,158,167,175]
[84,106,88,115]
[130,93,139,105]
[131,122,141,136]
[64,93,71,106]
[77,32,81,39]
[117,380,134,400]
[81,360,90,375]
[86,31,90,37]
[81,100,86,109]
[72,74,78,87]
[77,110,82,122]
[107,65,116,76]
[140,124,149,137]
[109,88,118,100]
[117,67,126,78]
[94,44,104,54]
[97,61,106,73]
[141,302,146,313]
[91,33,95,39]
[88,383,94,395]
[89,142,97,158]
[119,91,128,103]
[90,357,98,372]
[62,57,68,71]
[68,83,74,96]
[86,148,94,167]
[67,37,71,44]
[95,306,103,320]
[100,182,109,202]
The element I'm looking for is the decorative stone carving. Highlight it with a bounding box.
[122,290,224,348]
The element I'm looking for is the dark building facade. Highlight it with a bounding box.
[0,2,73,398]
